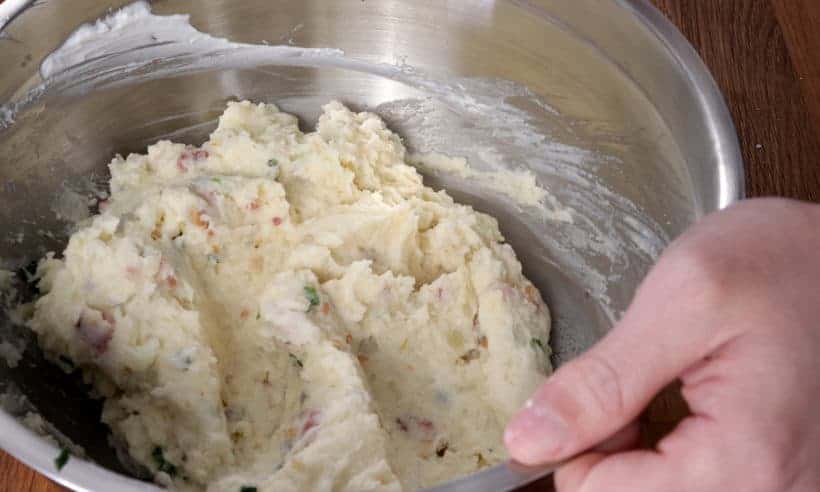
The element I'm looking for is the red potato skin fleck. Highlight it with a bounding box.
[177,148,209,173]
[93,332,112,354]
[300,409,321,436]
[417,419,434,433]
[396,416,436,441]
[248,200,261,211]
[75,312,114,355]
[157,258,175,286]
[321,303,330,315]
[272,217,282,226]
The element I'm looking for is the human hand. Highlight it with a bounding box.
[505,198,820,492]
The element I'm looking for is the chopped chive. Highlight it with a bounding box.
[289,353,303,369]
[303,286,320,309]
[267,158,278,167]
[58,355,75,370]
[55,448,70,471]
[152,446,177,477]
[20,264,37,283]
[530,338,547,353]
[240,486,258,492]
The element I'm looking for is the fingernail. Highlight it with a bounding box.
[504,398,571,464]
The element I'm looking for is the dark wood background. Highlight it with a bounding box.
[654,0,820,202]
[2,0,820,490]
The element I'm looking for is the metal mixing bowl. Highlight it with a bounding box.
[0,0,742,490]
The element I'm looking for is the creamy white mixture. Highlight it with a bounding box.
[26,101,551,491]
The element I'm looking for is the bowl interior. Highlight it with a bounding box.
[0,0,733,489]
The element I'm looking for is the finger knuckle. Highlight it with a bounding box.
[662,241,739,308]
[570,353,626,423]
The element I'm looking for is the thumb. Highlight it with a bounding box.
[503,341,654,465]
[504,249,738,465]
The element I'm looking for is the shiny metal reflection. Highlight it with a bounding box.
[0,1,742,491]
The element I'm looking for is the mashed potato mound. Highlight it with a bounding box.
[27,101,551,491]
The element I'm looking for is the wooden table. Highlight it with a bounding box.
[2,0,820,490]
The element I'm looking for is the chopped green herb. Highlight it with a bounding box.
[289,353,303,368]
[20,265,37,283]
[58,355,75,370]
[240,486,258,492]
[206,254,222,265]
[152,446,177,476]
[54,448,70,471]
[267,158,278,167]
[530,338,547,353]
[303,286,320,309]
[211,177,222,184]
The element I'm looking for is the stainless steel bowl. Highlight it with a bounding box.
[0,1,742,491]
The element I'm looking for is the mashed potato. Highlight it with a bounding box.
[27,101,551,491]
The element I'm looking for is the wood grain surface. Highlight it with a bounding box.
[654,0,820,202]
[2,0,820,491]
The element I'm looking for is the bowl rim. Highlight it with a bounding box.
[433,0,747,483]
[617,0,745,209]
[0,0,744,491]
